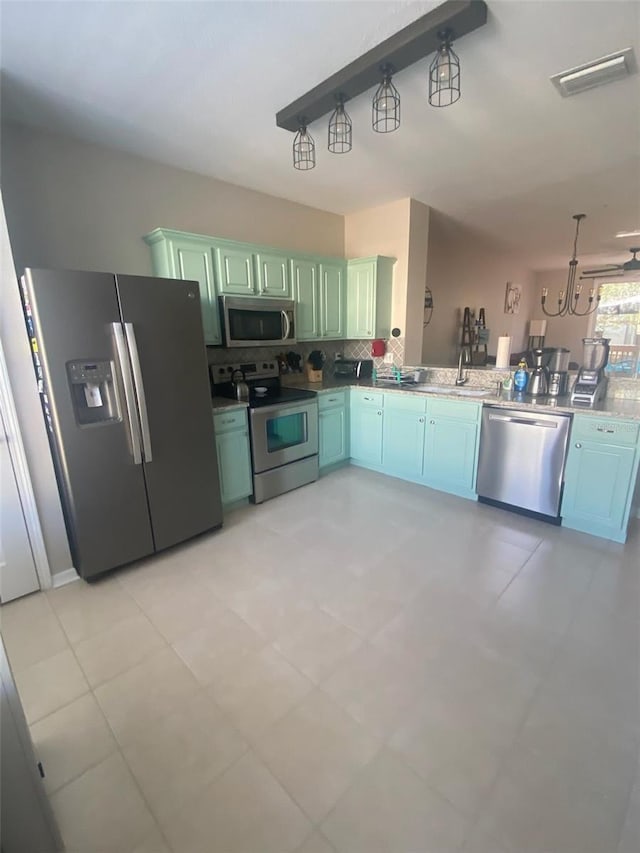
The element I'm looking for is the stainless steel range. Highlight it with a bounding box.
[211,361,318,503]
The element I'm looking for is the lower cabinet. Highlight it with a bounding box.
[350,391,384,467]
[382,396,426,480]
[561,415,640,543]
[423,399,481,499]
[213,409,253,505]
[319,391,349,469]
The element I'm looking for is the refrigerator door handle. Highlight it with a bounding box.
[111,322,143,465]
[124,323,153,463]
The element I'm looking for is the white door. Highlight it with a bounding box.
[0,407,40,602]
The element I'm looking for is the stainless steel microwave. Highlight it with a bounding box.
[219,296,296,348]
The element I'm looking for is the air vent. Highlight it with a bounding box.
[550,47,636,97]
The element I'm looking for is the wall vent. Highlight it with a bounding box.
[550,47,636,97]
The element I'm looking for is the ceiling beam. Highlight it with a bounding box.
[276,0,488,132]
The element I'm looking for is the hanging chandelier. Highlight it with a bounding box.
[276,0,488,171]
[541,214,601,317]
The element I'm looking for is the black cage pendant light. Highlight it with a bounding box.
[293,123,316,170]
[328,97,352,153]
[428,29,461,107]
[372,66,400,133]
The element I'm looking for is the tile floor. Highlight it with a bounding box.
[2,466,640,853]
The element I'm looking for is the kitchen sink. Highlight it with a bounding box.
[412,384,495,398]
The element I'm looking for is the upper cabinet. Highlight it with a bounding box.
[216,243,292,298]
[144,229,222,345]
[291,258,346,341]
[346,256,395,340]
[255,251,291,298]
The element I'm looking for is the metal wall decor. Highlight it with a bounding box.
[328,97,353,153]
[428,29,461,107]
[541,214,601,317]
[276,0,488,170]
[293,124,316,170]
[372,67,400,133]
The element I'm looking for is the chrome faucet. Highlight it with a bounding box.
[455,348,469,386]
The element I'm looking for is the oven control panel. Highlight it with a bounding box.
[211,362,278,384]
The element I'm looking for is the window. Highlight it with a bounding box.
[591,280,640,379]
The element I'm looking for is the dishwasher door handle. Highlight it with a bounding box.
[488,414,558,429]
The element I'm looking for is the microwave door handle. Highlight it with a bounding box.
[124,323,153,463]
[111,322,142,465]
[356,362,361,378]
[281,310,290,341]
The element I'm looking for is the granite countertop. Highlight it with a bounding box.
[280,375,640,421]
[212,398,249,414]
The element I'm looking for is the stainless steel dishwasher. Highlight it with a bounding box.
[477,406,572,519]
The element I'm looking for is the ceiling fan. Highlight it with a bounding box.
[580,247,640,279]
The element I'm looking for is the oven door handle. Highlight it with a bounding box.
[250,400,316,417]
[281,310,290,341]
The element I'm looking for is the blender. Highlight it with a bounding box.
[571,338,610,406]
[547,347,570,397]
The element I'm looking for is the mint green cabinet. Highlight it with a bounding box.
[144,229,222,345]
[255,251,291,297]
[423,399,481,499]
[291,258,319,340]
[350,391,383,467]
[382,397,426,480]
[319,391,349,469]
[346,256,394,340]
[293,259,346,341]
[561,416,640,543]
[213,410,253,505]
[215,244,255,296]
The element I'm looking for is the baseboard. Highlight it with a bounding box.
[51,568,80,588]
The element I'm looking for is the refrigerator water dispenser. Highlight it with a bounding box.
[67,360,120,426]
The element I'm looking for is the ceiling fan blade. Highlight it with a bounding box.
[579,272,624,280]
[580,266,622,275]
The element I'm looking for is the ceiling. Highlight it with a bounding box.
[1,0,639,271]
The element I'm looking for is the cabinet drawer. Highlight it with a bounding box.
[351,390,383,408]
[383,393,426,413]
[319,390,347,411]
[426,399,481,422]
[213,409,248,433]
[571,416,640,447]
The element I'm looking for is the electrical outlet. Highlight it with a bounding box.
[383,352,394,364]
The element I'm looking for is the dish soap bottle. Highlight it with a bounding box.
[513,359,529,393]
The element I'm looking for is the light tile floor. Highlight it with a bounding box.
[2,466,640,853]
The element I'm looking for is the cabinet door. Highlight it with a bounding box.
[291,259,320,341]
[216,245,255,295]
[382,408,426,480]
[215,429,253,504]
[256,252,291,298]
[171,240,221,345]
[424,417,479,495]
[350,404,383,467]
[562,440,636,531]
[319,262,345,339]
[346,261,375,339]
[319,406,347,468]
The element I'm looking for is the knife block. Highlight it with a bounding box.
[305,364,323,383]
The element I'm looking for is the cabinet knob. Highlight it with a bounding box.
[575,442,582,449]
[430,419,436,425]
[418,417,425,423]
[377,410,382,416]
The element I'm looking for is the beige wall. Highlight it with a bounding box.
[344,197,430,365]
[422,212,535,365]
[530,269,592,365]
[1,123,345,276]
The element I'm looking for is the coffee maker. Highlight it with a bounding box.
[571,338,610,406]
[527,349,549,396]
[547,347,571,397]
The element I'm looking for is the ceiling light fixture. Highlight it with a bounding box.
[292,123,316,170]
[328,96,352,153]
[550,47,636,97]
[541,214,601,317]
[428,29,461,106]
[372,66,400,133]
[276,0,488,170]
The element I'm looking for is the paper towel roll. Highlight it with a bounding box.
[496,336,512,370]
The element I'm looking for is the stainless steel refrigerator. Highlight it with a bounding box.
[20,268,223,580]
